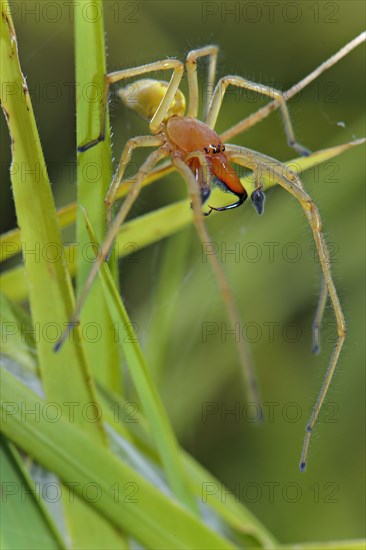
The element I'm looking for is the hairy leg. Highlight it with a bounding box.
[172,156,263,410]
[225,145,346,470]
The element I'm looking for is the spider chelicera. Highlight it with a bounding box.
[57,45,349,472]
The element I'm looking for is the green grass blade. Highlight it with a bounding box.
[82,209,199,514]
[0,437,65,550]
[0,0,103,432]
[0,347,278,549]
[0,4,128,547]
[144,229,194,381]
[0,293,37,374]
[0,368,237,549]
[74,0,121,392]
[98,387,278,548]
[281,540,366,550]
[183,454,278,548]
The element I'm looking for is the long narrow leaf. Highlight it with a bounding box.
[0,437,65,550]
[281,540,366,550]
[0,0,102,433]
[0,368,237,550]
[0,3,128,547]
[74,0,121,392]
[82,209,199,515]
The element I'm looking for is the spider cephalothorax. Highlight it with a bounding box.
[164,115,247,212]
[119,79,248,213]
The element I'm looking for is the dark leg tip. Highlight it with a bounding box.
[257,409,264,424]
[312,342,321,355]
[203,207,213,217]
[299,461,306,473]
[251,189,265,215]
[77,135,105,153]
[200,185,211,205]
[77,142,96,153]
[53,340,62,353]
[289,141,311,157]
[53,321,79,352]
[105,245,114,262]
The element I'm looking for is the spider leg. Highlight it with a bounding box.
[55,146,170,351]
[105,135,164,226]
[112,160,174,205]
[251,170,266,215]
[225,145,346,471]
[185,45,219,119]
[225,144,329,347]
[312,276,328,355]
[220,32,366,142]
[185,150,213,212]
[171,156,263,411]
[206,76,310,156]
[78,59,184,152]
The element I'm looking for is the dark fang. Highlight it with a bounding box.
[251,189,265,215]
[207,192,247,213]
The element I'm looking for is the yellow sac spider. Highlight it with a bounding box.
[55,42,362,473]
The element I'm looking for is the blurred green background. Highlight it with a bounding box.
[1,0,365,545]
